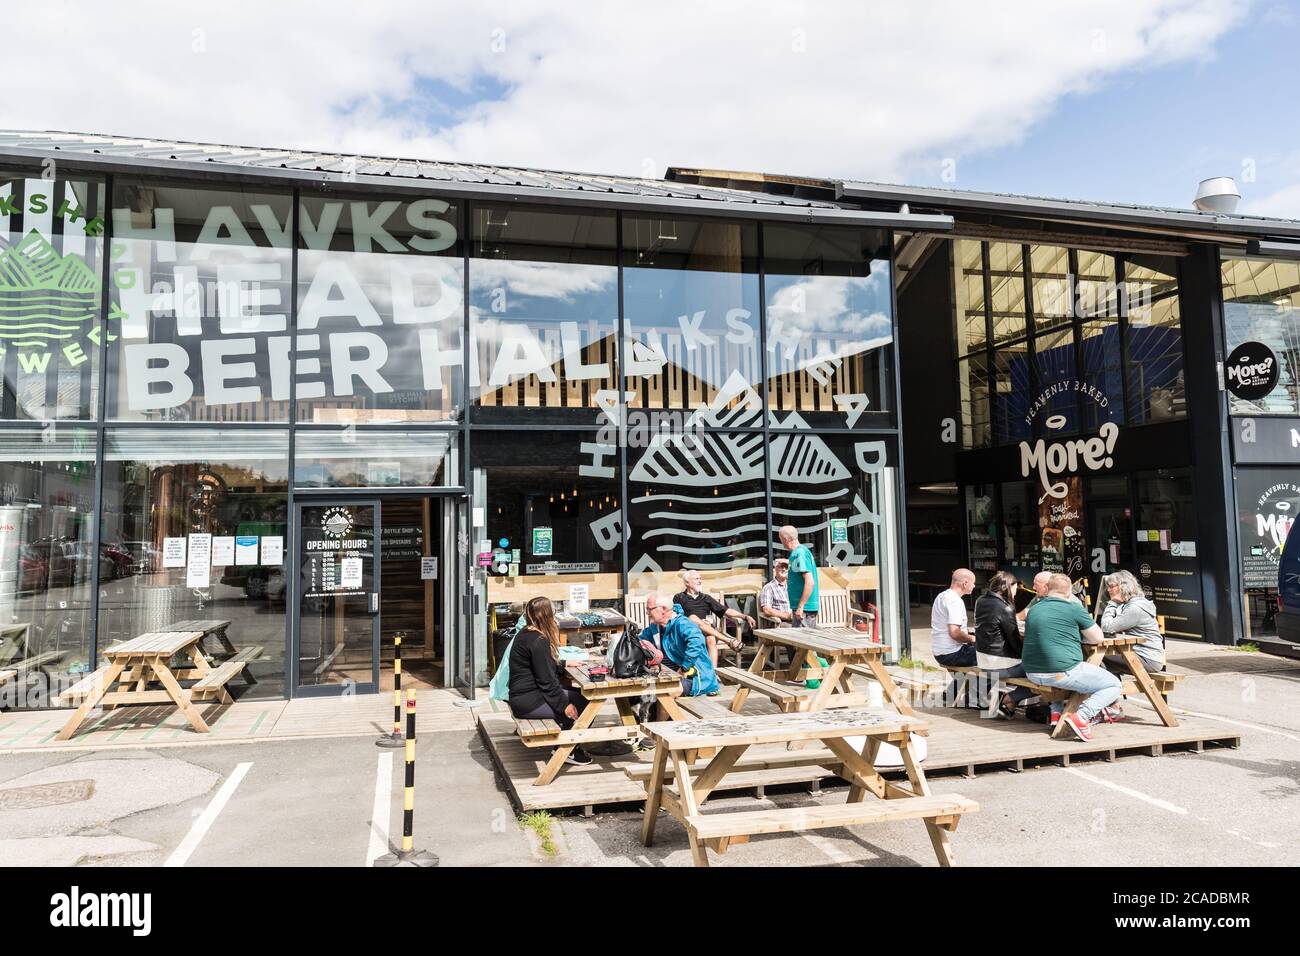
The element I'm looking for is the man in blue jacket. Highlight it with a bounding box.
[640,593,720,696]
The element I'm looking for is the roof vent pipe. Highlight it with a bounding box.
[1193,177,1241,214]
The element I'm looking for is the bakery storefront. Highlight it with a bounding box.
[0,147,913,708]
[900,236,1208,638]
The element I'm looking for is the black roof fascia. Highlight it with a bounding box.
[0,146,953,231]
[838,180,1300,240]
[1245,239,1300,260]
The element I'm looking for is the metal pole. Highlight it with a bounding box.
[374,689,438,867]
[376,631,405,747]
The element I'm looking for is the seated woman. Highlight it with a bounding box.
[974,571,1035,719]
[1099,570,1165,675]
[507,596,591,766]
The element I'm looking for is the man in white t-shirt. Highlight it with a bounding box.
[931,569,977,703]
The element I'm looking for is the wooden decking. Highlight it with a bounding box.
[478,689,1242,814]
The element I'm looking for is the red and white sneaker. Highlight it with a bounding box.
[1093,706,1130,724]
[1064,712,1093,742]
[1049,711,1061,725]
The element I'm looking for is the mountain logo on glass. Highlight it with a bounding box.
[0,229,101,355]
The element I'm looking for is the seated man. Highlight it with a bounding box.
[674,569,754,666]
[1021,573,1122,742]
[931,568,978,706]
[759,558,792,625]
[1017,570,1083,622]
[638,593,719,697]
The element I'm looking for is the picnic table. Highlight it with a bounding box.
[152,619,260,685]
[727,626,919,720]
[54,630,246,741]
[1047,635,1178,737]
[522,659,689,786]
[639,708,977,867]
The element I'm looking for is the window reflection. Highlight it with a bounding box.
[470,205,617,425]
[988,242,1026,345]
[1029,245,1071,330]
[1127,255,1184,423]
[954,239,987,355]
[109,180,292,422]
[1221,256,1295,416]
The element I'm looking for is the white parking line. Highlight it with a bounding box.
[1062,766,1187,815]
[1173,708,1300,743]
[365,752,394,867]
[164,761,252,867]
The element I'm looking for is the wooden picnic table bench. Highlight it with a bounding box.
[149,620,261,685]
[518,659,689,787]
[639,708,977,867]
[54,630,235,741]
[729,626,920,726]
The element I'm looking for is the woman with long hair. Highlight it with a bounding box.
[974,570,1034,719]
[1099,570,1164,675]
[506,596,591,765]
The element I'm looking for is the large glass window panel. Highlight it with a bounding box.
[293,428,458,488]
[1029,245,1071,330]
[1076,250,1119,319]
[1033,327,1078,433]
[964,482,1000,587]
[999,480,1040,581]
[958,354,991,449]
[623,215,760,416]
[1081,320,1124,429]
[0,426,96,709]
[770,434,901,654]
[953,239,987,355]
[107,180,291,422]
[992,340,1032,445]
[98,427,289,698]
[470,204,618,425]
[1125,254,1184,424]
[763,224,894,428]
[296,193,463,424]
[987,242,1026,345]
[1221,256,1297,416]
[0,172,105,422]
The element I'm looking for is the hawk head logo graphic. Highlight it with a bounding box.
[0,229,100,351]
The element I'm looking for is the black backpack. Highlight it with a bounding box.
[611,623,655,678]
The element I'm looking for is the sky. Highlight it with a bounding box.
[6,0,1300,216]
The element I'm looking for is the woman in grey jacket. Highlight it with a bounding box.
[1099,570,1165,674]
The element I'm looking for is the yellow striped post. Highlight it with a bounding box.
[376,631,405,748]
[374,688,438,867]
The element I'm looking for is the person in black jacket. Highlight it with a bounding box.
[974,571,1035,719]
[507,596,592,766]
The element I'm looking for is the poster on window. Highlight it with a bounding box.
[1236,471,1300,590]
[1038,476,1085,579]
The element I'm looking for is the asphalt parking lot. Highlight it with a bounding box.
[2,651,1297,868]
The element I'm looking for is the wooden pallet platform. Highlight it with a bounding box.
[478,689,1241,813]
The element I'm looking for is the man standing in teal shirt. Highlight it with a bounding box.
[779,525,819,628]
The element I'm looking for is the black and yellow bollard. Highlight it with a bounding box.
[375,689,439,867]
[376,631,405,748]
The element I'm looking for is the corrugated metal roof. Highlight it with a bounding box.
[0,130,837,208]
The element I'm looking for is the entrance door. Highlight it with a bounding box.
[447,495,475,695]
[295,499,381,695]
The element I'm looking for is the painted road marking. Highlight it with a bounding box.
[1062,766,1187,815]
[365,751,394,866]
[164,761,252,867]
[1173,707,1300,743]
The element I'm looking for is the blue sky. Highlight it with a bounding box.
[941,4,1298,211]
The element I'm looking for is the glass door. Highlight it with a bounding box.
[448,495,475,695]
[295,499,381,695]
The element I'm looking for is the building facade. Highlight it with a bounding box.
[1,132,1297,708]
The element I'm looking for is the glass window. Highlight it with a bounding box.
[0,172,106,422]
[97,427,289,698]
[958,354,991,449]
[294,428,458,488]
[763,224,894,428]
[296,192,463,424]
[992,340,1032,445]
[470,204,618,425]
[0,425,97,709]
[1221,256,1296,416]
[623,215,760,416]
[1081,320,1124,429]
[988,242,1026,345]
[1126,254,1184,424]
[1135,467,1201,638]
[964,482,1000,586]
[1235,466,1300,641]
[770,434,900,653]
[953,239,987,356]
[108,180,292,422]
[1029,245,1071,330]
[999,481,1040,581]
[627,430,767,591]
[1033,327,1078,433]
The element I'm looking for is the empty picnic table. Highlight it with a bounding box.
[54,630,245,741]
[523,660,690,787]
[639,708,978,867]
[153,619,260,685]
[727,626,919,721]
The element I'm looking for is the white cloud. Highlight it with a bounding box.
[6,1,1246,183]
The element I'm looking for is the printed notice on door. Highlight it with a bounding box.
[186,533,212,588]
[163,537,186,568]
[340,557,363,589]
